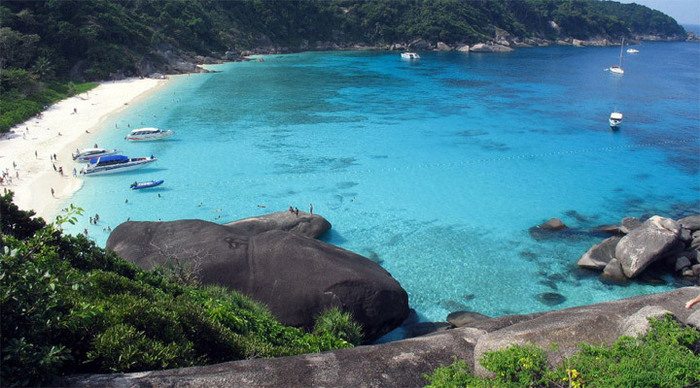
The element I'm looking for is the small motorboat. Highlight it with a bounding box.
[401,52,420,60]
[72,147,119,162]
[609,65,624,75]
[130,179,164,189]
[83,154,157,176]
[609,112,623,129]
[626,48,639,54]
[125,127,174,141]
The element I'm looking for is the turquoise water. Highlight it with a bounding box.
[65,43,700,324]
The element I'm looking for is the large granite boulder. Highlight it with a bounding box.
[106,220,409,341]
[615,216,681,278]
[436,41,452,51]
[224,211,331,238]
[578,236,621,270]
[679,215,700,231]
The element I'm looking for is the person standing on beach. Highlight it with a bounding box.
[50,188,55,197]
[310,203,313,214]
[73,168,77,177]
[35,150,38,158]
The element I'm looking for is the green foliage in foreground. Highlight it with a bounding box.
[0,192,359,386]
[425,315,700,387]
[0,67,97,133]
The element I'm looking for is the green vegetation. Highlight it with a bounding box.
[0,192,359,386]
[425,315,700,387]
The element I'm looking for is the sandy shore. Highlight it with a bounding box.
[0,78,169,220]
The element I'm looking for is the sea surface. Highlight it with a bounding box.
[65,42,700,330]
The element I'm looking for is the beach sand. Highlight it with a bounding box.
[0,78,169,220]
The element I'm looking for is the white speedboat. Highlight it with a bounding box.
[609,112,623,129]
[401,52,420,60]
[72,147,119,162]
[83,155,157,176]
[125,127,174,141]
[626,48,639,54]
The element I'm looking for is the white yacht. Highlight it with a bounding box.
[125,127,174,141]
[83,155,157,176]
[626,48,639,54]
[72,147,119,162]
[609,112,623,129]
[608,38,625,74]
[401,52,420,60]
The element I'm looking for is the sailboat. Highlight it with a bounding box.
[609,38,625,74]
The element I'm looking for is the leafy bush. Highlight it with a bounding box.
[0,194,356,386]
[425,315,700,387]
[313,307,364,346]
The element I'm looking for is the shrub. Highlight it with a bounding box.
[424,315,700,388]
[313,307,364,346]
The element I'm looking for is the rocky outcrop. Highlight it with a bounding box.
[436,41,452,51]
[578,214,699,285]
[615,216,681,278]
[63,287,700,387]
[469,43,513,53]
[224,211,331,238]
[578,236,621,270]
[457,44,471,52]
[106,218,409,341]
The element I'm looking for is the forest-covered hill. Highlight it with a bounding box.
[0,0,686,81]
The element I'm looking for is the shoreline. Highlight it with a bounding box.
[0,77,171,220]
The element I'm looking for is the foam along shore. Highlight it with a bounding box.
[0,77,169,220]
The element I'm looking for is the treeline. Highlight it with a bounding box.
[0,0,686,80]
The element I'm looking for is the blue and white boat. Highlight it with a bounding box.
[130,180,164,189]
[83,155,157,176]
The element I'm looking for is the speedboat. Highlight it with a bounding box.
[130,179,164,189]
[72,147,119,162]
[83,155,157,176]
[401,52,420,60]
[626,48,639,54]
[609,112,623,129]
[125,127,174,141]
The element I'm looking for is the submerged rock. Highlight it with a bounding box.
[615,216,681,278]
[447,311,491,328]
[107,219,409,341]
[529,218,568,240]
[536,292,566,306]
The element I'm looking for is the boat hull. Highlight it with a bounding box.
[84,158,156,176]
[131,180,164,189]
[74,151,119,162]
[125,130,174,141]
[609,119,622,129]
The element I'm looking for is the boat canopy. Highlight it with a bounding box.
[90,154,129,164]
[610,112,623,120]
[129,127,161,135]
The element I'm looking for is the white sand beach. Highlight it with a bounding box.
[0,78,169,220]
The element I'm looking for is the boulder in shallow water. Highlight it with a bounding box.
[602,258,628,283]
[107,220,409,341]
[620,217,642,234]
[615,216,681,278]
[447,311,491,328]
[529,218,568,240]
[678,215,700,231]
[536,292,566,306]
[577,236,621,270]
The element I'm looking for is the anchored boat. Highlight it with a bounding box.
[125,127,174,141]
[130,180,164,189]
[72,147,119,162]
[609,112,623,129]
[83,155,157,176]
[401,52,420,60]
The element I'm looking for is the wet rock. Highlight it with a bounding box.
[678,215,700,231]
[536,292,566,306]
[595,224,623,236]
[529,218,568,240]
[403,322,452,338]
[675,256,692,272]
[577,236,621,270]
[447,311,491,328]
[620,217,642,234]
[615,216,681,278]
[602,258,628,283]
